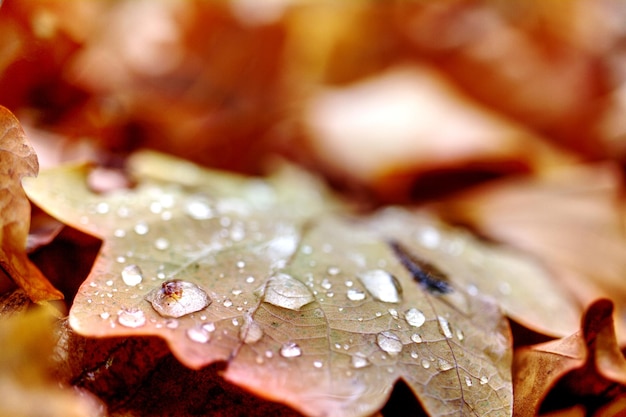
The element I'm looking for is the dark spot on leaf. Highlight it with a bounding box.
[387,240,452,295]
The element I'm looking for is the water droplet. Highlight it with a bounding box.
[239,316,264,344]
[260,273,314,310]
[121,264,143,286]
[186,326,210,343]
[114,229,126,238]
[437,316,453,338]
[421,359,431,369]
[480,375,489,385]
[236,260,246,269]
[203,322,216,332]
[96,202,109,214]
[351,354,371,369]
[405,308,426,327]
[327,266,340,276]
[154,237,170,250]
[100,312,110,319]
[346,288,366,301]
[117,308,146,328]
[376,331,403,355]
[166,319,179,329]
[146,280,211,318]
[417,227,440,248]
[345,280,353,287]
[134,222,149,235]
[185,195,214,219]
[411,333,423,343]
[313,360,323,368]
[116,256,126,263]
[320,278,332,290]
[410,351,418,359]
[465,376,473,387]
[438,358,453,371]
[246,276,255,284]
[232,318,240,326]
[357,269,402,303]
[498,282,512,295]
[456,329,465,341]
[223,299,233,308]
[388,308,399,319]
[280,342,302,358]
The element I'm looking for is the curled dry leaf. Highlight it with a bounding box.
[0,105,63,302]
[514,299,626,416]
[24,150,579,416]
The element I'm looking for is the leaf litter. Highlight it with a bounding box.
[24,150,582,417]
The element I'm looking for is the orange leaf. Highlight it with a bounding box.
[0,106,63,302]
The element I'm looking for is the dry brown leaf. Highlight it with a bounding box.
[0,105,63,302]
[304,64,569,202]
[514,299,626,416]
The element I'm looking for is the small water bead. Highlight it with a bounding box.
[411,333,423,343]
[203,322,216,332]
[327,266,341,276]
[437,316,453,338]
[280,342,302,358]
[345,280,353,287]
[480,376,489,385]
[100,312,110,319]
[313,360,323,369]
[421,359,431,369]
[223,299,233,308]
[465,376,473,387]
[96,202,110,214]
[114,229,126,238]
[417,227,441,249]
[146,280,211,318]
[410,351,418,359]
[116,256,126,263]
[240,318,264,344]
[166,319,179,329]
[117,308,146,328]
[351,354,371,369]
[246,276,255,284]
[388,308,399,319]
[185,195,214,219]
[498,282,512,295]
[357,269,402,303]
[260,273,315,310]
[154,238,170,250]
[186,326,210,343]
[376,331,403,355]
[106,280,114,286]
[456,329,465,341]
[232,318,240,326]
[437,358,454,371]
[301,245,313,255]
[320,278,332,290]
[134,222,149,235]
[405,308,426,328]
[236,261,246,269]
[121,264,143,286]
[346,289,366,301]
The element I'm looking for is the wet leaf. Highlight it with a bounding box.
[0,106,63,302]
[23,150,587,416]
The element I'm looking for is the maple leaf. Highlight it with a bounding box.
[0,105,63,303]
[23,150,577,417]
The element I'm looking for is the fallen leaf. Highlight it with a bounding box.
[514,299,626,416]
[0,105,63,302]
[0,306,104,417]
[25,150,521,416]
[434,163,626,342]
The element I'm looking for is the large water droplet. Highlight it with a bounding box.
[240,314,264,344]
[280,342,302,358]
[121,264,143,286]
[376,331,403,355]
[405,308,426,327]
[146,280,211,318]
[117,308,146,328]
[351,354,371,369]
[186,326,210,343]
[357,270,402,303]
[260,273,314,310]
[437,358,453,371]
[346,288,366,301]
